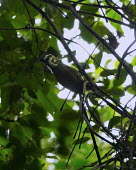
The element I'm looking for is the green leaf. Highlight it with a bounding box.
[132,56,136,66]
[120,0,130,5]
[108,116,121,129]
[106,9,123,33]
[0,136,8,146]
[62,12,75,30]
[127,4,136,16]
[93,52,102,69]
[1,87,10,111]
[27,158,42,170]
[11,14,28,28]
[79,23,96,44]
[36,88,63,114]
[73,137,90,145]
[10,123,33,146]
[101,69,117,77]
[126,83,136,94]
[16,73,41,89]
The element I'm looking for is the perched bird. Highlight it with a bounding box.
[40,54,92,94]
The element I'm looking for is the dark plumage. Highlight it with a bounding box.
[40,54,91,93]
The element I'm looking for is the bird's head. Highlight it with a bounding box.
[39,54,58,67]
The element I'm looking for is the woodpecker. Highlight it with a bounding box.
[40,54,92,94]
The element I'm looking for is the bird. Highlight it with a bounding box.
[39,54,92,94]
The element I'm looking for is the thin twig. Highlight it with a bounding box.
[97,0,108,23]
[22,0,39,57]
[82,107,102,169]
[85,94,123,145]
[78,10,132,27]
[117,39,136,79]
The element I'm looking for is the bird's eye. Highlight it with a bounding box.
[51,58,57,63]
[52,59,55,62]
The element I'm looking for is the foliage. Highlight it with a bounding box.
[0,0,136,169]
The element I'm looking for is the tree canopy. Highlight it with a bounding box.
[0,0,136,169]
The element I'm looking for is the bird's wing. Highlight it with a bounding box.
[61,64,84,81]
[51,63,84,93]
